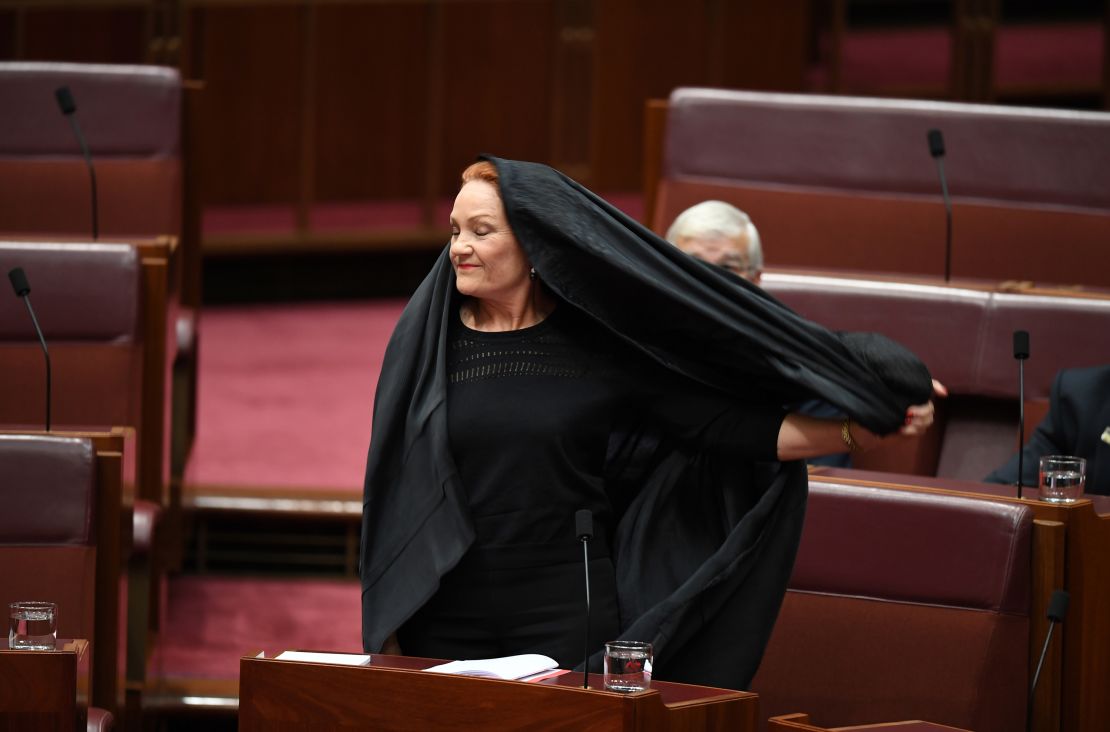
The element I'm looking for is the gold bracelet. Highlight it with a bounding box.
[841,417,859,452]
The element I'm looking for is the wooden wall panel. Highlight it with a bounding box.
[591,0,715,190]
[21,7,148,63]
[437,0,555,192]
[0,11,16,58]
[549,0,595,181]
[720,1,809,91]
[4,1,819,228]
[313,3,432,201]
[187,4,305,205]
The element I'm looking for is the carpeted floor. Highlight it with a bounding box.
[183,299,405,495]
[151,576,362,679]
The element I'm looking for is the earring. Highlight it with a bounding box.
[529,267,537,281]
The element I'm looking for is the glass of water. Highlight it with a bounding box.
[8,601,57,650]
[1038,455,1086,504]
[603,640,652,692]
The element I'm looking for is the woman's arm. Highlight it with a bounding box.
[776,380,945,462]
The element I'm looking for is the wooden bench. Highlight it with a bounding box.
[643,88,1110,288]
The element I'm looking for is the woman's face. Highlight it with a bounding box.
[449,180,531,301]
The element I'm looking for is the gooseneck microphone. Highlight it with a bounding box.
[54,86,99,241]
[1028,589,1069,731]
[1013,330,1030,499]
[927,128,953,282]
[8,268,52,431]
[575,509,594,689]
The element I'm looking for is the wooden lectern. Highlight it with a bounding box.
[239,653,757,731]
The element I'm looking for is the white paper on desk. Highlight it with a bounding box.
[273,651,371,666]
[424,654,558,680]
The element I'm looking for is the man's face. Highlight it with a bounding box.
[676,234,758,282]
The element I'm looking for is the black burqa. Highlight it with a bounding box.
[360,156,932,689]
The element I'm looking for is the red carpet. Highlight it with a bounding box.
[151,576,362,679]
[183,300,405,494]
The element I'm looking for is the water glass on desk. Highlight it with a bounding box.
[8,601,57,650]
[603,640,652,692]
[1038,455,1086,503]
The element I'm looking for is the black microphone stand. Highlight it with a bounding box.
[927,129,952,282]
[1027,590,1069,732]
[55,86,98,241]
[580,533,591,689]
[8,268,51,431]
[575,509,593,689]
[1017,358,1026,499]
[1013,330,1030,500]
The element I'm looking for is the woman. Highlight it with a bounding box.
[361,157,939,688]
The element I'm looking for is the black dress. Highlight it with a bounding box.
[397,304,784,667]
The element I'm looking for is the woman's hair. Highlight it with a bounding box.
[460,160,499,189]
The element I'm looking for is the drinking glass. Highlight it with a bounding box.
[1038,455,1086,504]
[603,640,652,692]
[8,601,57,650]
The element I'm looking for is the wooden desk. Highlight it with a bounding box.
[0,638,88,730]
[240,653,756,731]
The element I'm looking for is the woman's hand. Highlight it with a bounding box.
[776,379,947,461]
[899,379,947,437]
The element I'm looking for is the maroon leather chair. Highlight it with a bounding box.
[751,480,1037,731]
[648,87,1110,288]
[0,432,128,725]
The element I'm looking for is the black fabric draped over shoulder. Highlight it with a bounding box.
[360,156,932,689]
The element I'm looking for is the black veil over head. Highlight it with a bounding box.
[487,154,931,433]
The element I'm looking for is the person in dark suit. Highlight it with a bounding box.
[985,364,1110,496]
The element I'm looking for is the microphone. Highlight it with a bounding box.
[575,509,593,689]
[927,128,953,282]
[1014,330,1030,499]
[1028,589,1069,731]
[54,86,99,241]
[7,268,52,431]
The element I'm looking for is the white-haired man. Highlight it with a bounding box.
[665,200,763,284]
[666,200,850,467]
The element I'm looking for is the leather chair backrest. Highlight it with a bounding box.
[0,61,181,238]
[751,481,1032,732]
[761,271,1110,478]
[0,241,141,430]
[654,87,1110,287]
[0,434,97,643]
[763,273,1110,400]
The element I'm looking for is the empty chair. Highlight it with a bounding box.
[751,480,1042,731]
[0,431,129,722]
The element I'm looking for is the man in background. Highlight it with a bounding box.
[665,200,763,284]
[985,364,1110,495]
[665,200,848,468]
